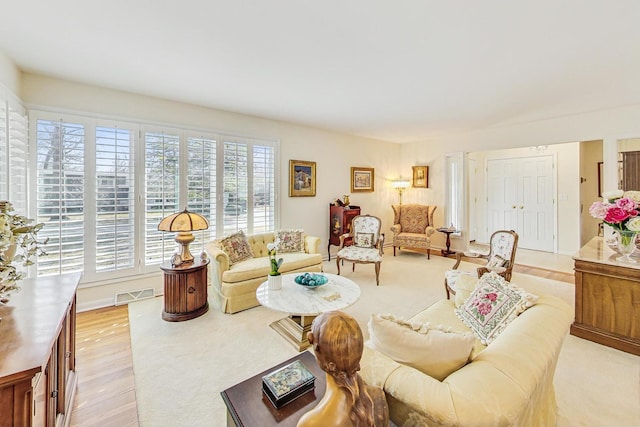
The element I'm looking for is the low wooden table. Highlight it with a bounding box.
[256,273,361,351]
[221,351,325,427]
[437,227,458,257]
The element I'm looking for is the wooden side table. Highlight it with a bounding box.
[221,351,326,426]
[160,258,209,322]
[437,227,457,257]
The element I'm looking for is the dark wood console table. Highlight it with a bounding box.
[160,258,209,322]
[221,351,325,427]
[0,273,81,426]
[571,237,640,356]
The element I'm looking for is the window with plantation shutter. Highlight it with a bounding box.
[144,131,180,265]
[8,101,28,214]
[29,109,278,283]
[0,99,7,199]
[36,119,85,276]
[252,144,275,233]
[223,141,249,235]
[95,126,136,272]
[187,135,216,255]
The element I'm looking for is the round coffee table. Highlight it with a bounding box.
[256,273,361,351]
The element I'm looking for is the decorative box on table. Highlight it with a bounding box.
[262,359,316,409]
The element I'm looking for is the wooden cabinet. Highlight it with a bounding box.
[0,273,81,427]
[572,238,640,356]
[328,205,360,260]
[160,258,209,322]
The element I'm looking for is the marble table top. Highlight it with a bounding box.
[573,236,640,269]
[256,273,361,316]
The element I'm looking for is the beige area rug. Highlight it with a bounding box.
[129,252,640,427]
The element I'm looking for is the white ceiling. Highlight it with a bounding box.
[1,1,639,143]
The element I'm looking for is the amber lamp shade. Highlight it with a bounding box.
[157,209,209,263]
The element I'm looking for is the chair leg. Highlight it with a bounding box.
[352,263,355,272]
[336,257,341,275]
[427,248,430,260]
[445,279,450,299]
[375,262,380,286]
[393,246,396,256]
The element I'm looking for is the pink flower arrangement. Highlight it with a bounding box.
[589,191,640,231]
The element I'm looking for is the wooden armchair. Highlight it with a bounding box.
[336,215,384,286]
[390,204,437,259]
[444,230,519,299]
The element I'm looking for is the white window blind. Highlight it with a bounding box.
[36,119,85,276]
[252,145,275,233]
[187,136,216,255]
[144,131,180,265]
[8,101,28,214]
[223,141,249,235]
[95,126,136,272]
[0,99,7,200]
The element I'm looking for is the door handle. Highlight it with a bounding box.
[512,205,516,209]
[519,206,524,209]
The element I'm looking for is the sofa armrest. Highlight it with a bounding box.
[205,241,230,283]
[360,346,457,425]
[304,235,320,254]
[391,224,401,235]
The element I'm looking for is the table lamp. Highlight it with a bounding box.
[157,209,209,263]
[392,180,410,205]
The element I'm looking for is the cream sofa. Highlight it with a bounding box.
[360,294,573,426]
[205,232,323,313]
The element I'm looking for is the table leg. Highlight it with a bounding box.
[269,314,317,351]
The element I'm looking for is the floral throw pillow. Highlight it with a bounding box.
[455,272,538,344]
[486,254,507,270]
[275,229,304,253]
[218,230,253,265]
[354,232,374,248]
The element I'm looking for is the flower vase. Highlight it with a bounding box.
[615,230,638,263]
[268,274,282,290]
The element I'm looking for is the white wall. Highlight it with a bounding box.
[0,51,20,95]
[401,104,640,255]
[20,73,402,310]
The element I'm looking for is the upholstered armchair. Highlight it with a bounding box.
[336,215,384,286]
[444,229,519,299]
[390,204,437,259]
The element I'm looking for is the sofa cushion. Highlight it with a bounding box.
[221,252,323,283]
[454,274,478,308]
[218,230,253,265]
[368,313,475,381]
[276,229,304,253]
[456,272,538,344]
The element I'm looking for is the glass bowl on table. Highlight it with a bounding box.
[294,273,328,288]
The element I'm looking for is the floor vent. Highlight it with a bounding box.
[114,288,155,306]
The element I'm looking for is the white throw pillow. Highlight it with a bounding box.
[368,314,475,381]
[455,272,538,345]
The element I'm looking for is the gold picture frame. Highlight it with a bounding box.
[289,160,316,197]
[351,167,375,193]
[412,166,428,188]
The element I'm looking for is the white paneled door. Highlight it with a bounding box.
[487,155,554,251]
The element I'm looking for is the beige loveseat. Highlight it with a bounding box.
[360,294,573,426]
[205,232,323,313]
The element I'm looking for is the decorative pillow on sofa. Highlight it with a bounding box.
[276,229,304,253]
[218,230,253,265]
[368,313,475,381]
[455,272,538,345]
[354,232,374,248]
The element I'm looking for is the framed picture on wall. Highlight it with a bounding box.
[289,160,316,197]
[351,167,375,192]
[412,166,428,188]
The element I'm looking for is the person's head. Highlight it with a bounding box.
[308,310,363,377]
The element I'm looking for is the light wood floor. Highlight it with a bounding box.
[69,257,573,426]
